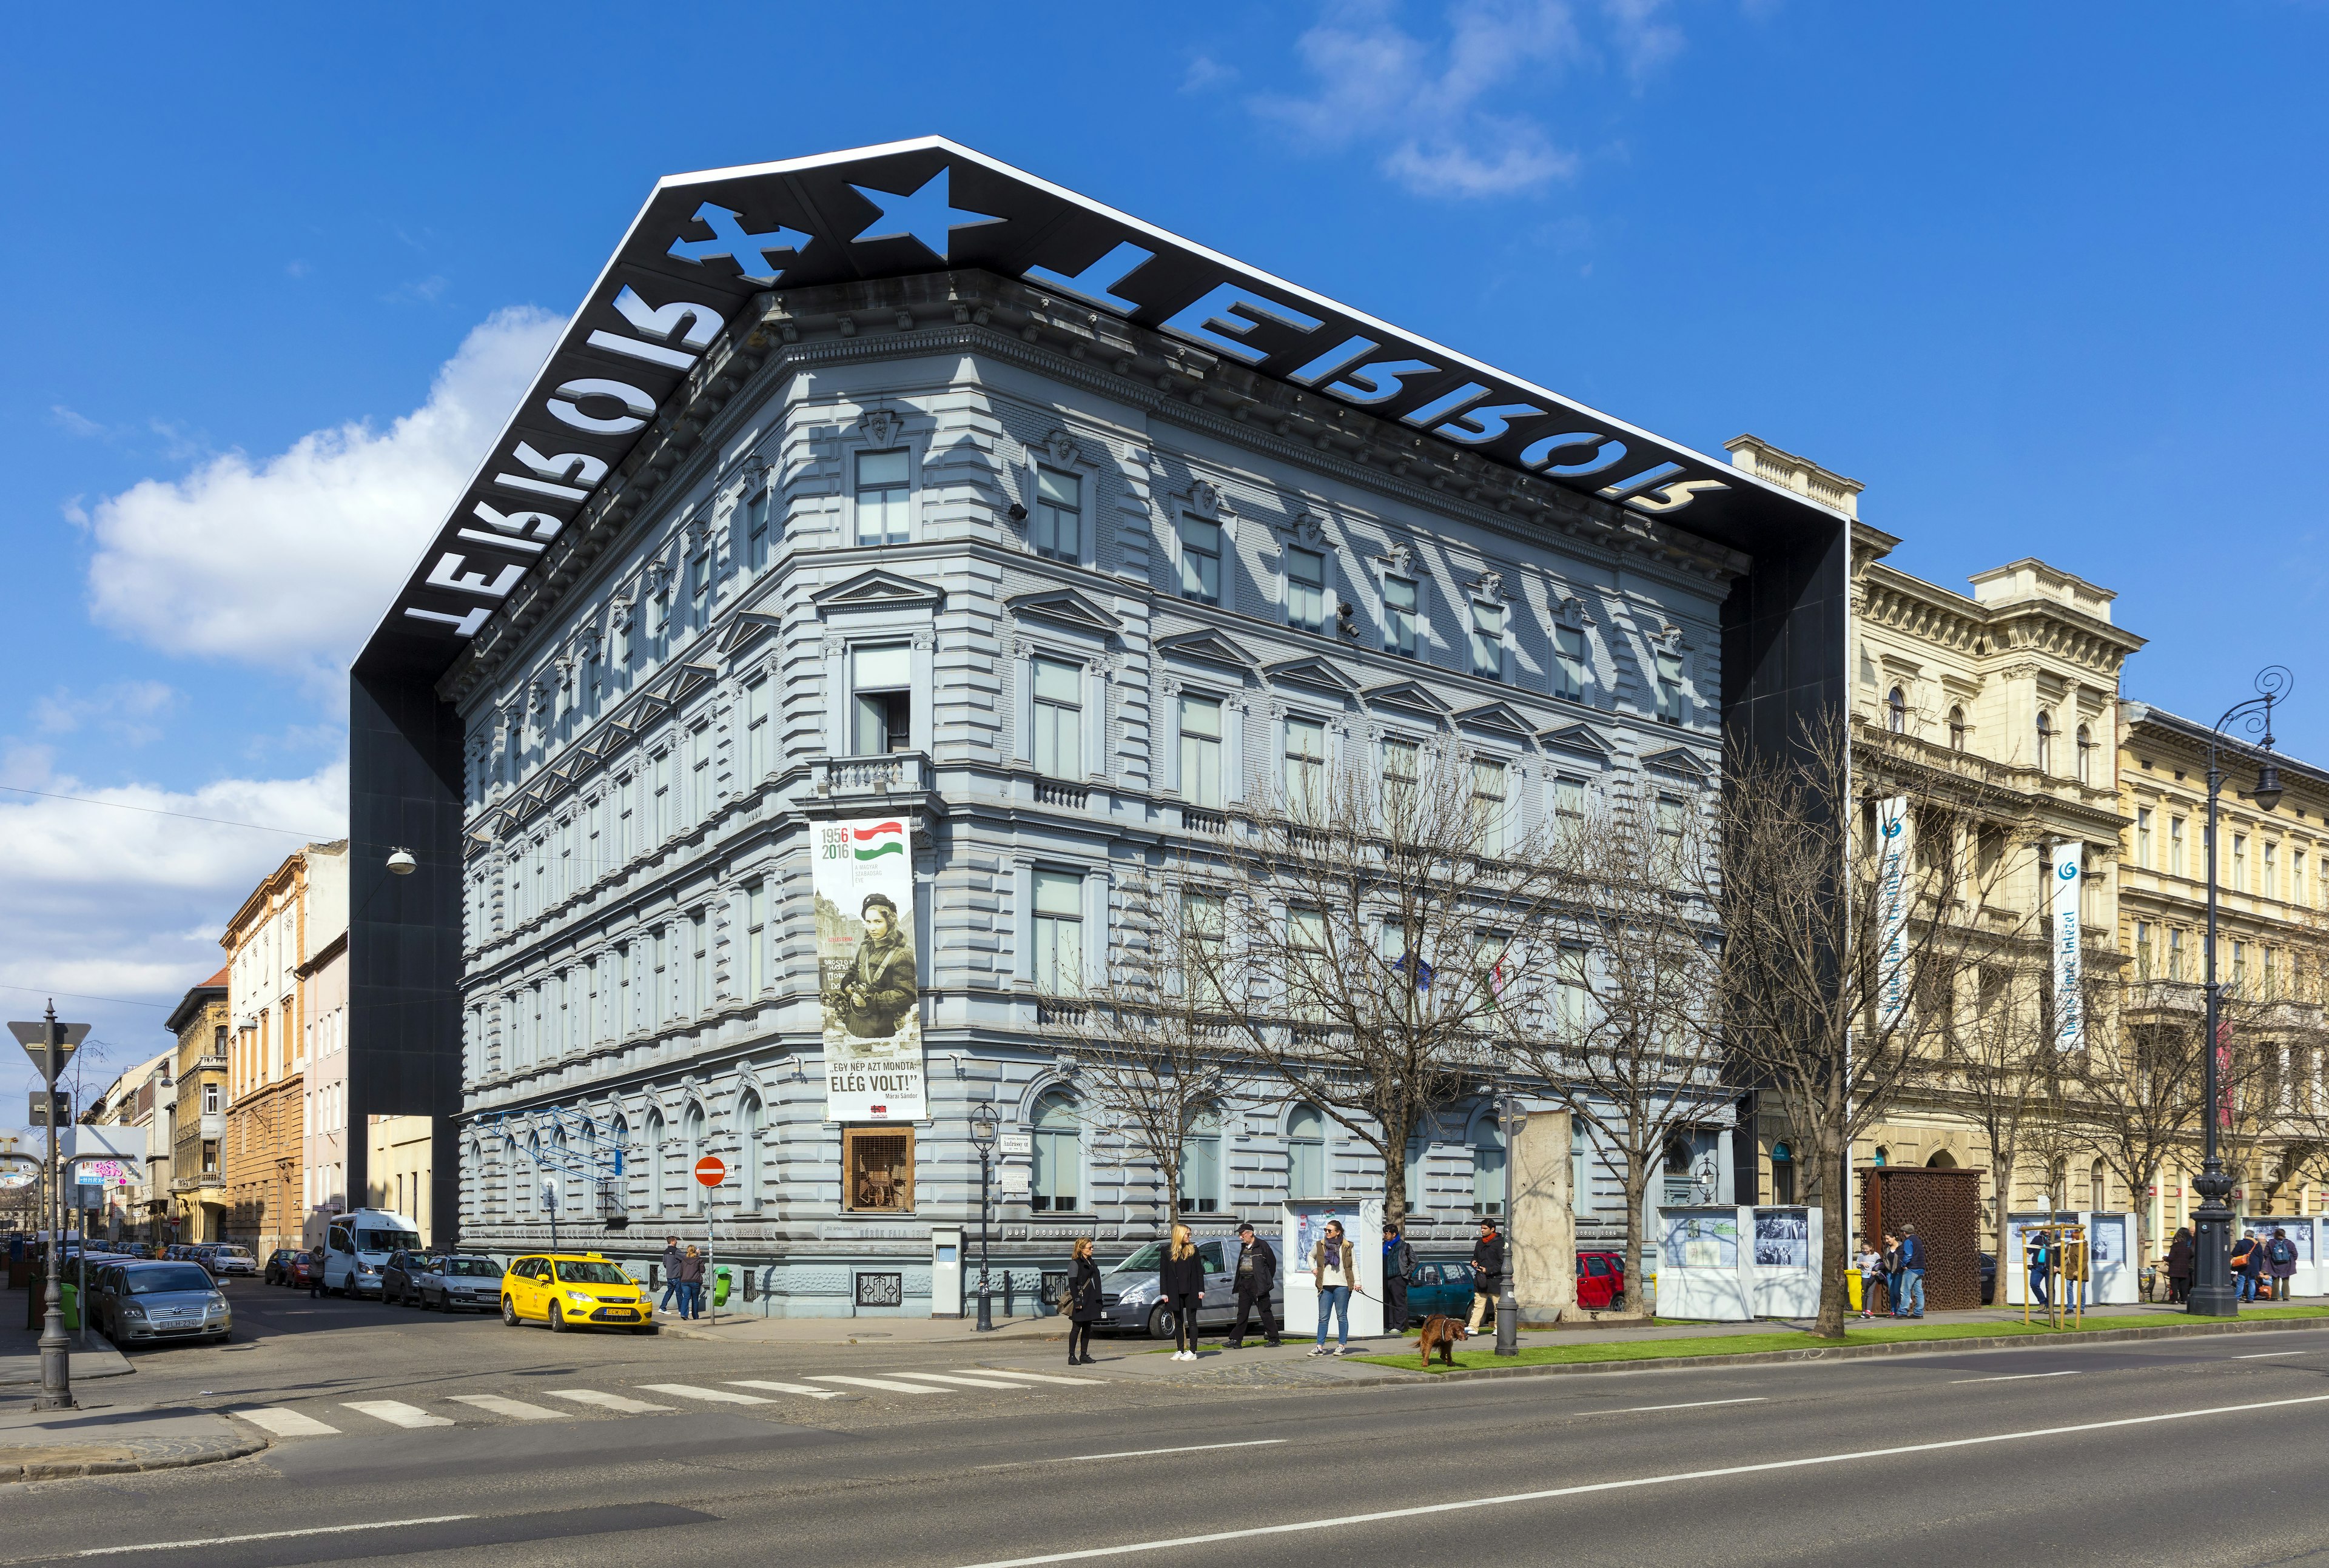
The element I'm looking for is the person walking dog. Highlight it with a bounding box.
[1311,1219,1357,1355]
[1383,1222,1414,1333]
[1065,1237,1103,1365]
[1226,1221,1280,1348]
[1160,1223,1206,1361]
[1466,1217,1505,1335]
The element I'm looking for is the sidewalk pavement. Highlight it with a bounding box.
[0,1404,265,1483]
[1,1292,134,1387]
[654,1308,1067,1345]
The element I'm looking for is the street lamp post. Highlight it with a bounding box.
[9,1003,92,1411]
[2189,667,2292,1319]
[1496,1077,1520,1357]
[969,1102,997,1333]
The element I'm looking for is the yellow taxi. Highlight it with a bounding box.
[499,1252,657,1335]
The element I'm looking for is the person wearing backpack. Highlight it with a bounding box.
[2026,1229,2051,1310]
[2267,1228,2299,1301]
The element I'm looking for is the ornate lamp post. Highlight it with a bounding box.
[1496,1077,1521,1358]
[969,1102,997,1333]
[2189,666,2291,1318]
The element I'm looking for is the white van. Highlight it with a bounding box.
[323,1208,424,1297]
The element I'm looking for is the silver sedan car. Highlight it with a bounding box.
[95,1261,232,1345]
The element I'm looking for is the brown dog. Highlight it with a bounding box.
[1416,1313,1469,1368]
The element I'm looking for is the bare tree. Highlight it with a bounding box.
[1037,869,1249,1227]
[1192,740,1571,1225]
[1713,714,2040,1338]
[1492,785,1725,1313]
[1931,950,2053,1251]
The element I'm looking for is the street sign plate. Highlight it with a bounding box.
[9,1019,92,1077]
[694,1156,727,1187]
[996,1133,1032,1156]
[27,1090,70,1127]
[996,1169,1032,1196]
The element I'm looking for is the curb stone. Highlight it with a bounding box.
[1383,1313,2329,1384]
[4,1432,271,1484]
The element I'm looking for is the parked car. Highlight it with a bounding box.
[206,1244,258,1278]
[499,1253,655,1333]
[1979,1251,1997,1305]
[287,1252,320,1289]
[388,1251,503,1312]
[1576,1250,1627,1310]
[1093,1239,1245,1338]
[263,1248,300,1285]
[1402,1260,1478,1324]
[90,1260,232,1346]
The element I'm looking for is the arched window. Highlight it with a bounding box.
[1287,1105,1325,1201]
[740,1093,764,1211]
[520,1134,540,1218]
[2076,723,2094,785]
[1770,1141,1796,1205]
[610,1114,629,1218]
[1948,706,1967,751]
[684,1103,707,1213]
[1032,1091,1080,1213]
[1873,1145,1890,1167]
[1178,1110,1220,1214]
[2089,1162,2106,1211]
[1473,1114,1507,1217]
[647,1109,667,1213]
[2035,711,2054,774]
[1886,686,1907,734]
[551,1128,570,1217]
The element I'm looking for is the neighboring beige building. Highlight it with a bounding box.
[366,1115,436,1244]
[163,967,230,1245]
[2117,704,2329,1239]
[299,895,351,1248]
[1726,437,2145,1239]
[223,840,346,1256]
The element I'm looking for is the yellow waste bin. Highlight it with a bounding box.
[1847,1268,1863,1313]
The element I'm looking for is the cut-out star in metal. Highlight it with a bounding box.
[848,167,1003,261]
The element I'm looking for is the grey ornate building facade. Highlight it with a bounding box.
[348,141,1848,1315]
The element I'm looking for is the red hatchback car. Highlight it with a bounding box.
[286,1254,319,1289]
[1576,1250,1627,1309]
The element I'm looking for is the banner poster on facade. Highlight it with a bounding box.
[814,816,924,1122]
[2049,840,2083,1051]
[1875,796,1913,1027]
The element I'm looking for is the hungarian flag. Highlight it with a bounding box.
[853,821,907,860]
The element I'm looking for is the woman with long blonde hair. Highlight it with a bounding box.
[1065,1236,1103,1366]
[1159,1221,1206,1360]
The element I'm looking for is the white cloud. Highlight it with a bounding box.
[0,759,348,1112]
[1252,0,1684,198]
[51,404,104,438]
[81,306,565,694]
[31,680,178,746]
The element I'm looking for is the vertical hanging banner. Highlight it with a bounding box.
[815,817,924,1122]
[1874,797,1914,1027]
[2050,840,2085,1051]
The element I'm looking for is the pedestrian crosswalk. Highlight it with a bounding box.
[227,1365,1106,1436]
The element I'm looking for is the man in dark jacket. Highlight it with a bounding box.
[1467,1218,1505,1333]
[659,1237,683,1313]
[2267,1228,2299,1301]
[1895,1224,1927,1317]
[1226,1221,1280,1347]
[1383,1222,1415,1333]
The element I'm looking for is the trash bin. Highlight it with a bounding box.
[714,1267,732,1308]
[61,1281,80,1331]
[1847,1268,1863,1313]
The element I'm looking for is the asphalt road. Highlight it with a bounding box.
[12,1281,2329,1567]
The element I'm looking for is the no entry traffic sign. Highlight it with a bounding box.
[694,1156,727,1187]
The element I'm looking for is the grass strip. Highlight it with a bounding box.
[1358,1303,2329,1372]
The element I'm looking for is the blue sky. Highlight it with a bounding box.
[4,1,2326,1104]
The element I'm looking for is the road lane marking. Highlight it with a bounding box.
[964,1369,1106,1385]
[341,1399,454,1429]
[450,1395,568,1420]
[636,1382,775,1405]
[545,1388,673,1413]
[728,1379,848,1399]
[231,1407,341,1436]
[1951,1370,2082,1384]
[1575,1398,1768,1416]
[890,1372,1037,1390]
[944,1391,2329,1567]
[1000,1439,1289,1467]
[68,1515,474,1556]
[2233,1351,2310,1359]
[811,1375,955,1394]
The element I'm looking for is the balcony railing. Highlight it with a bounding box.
[813,752,930,798]
[1033,779,1089,809]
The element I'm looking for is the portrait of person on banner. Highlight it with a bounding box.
[813,817,923,1065]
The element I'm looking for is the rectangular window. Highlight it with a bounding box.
[690,912,708,1012]
[855,449,910,546]
[652,928,669,1025]
[1178,694,1223,808]
[2296,849,2310,908]
[2234,834,2249,892]
[2136,806,2153,868]
[1178,1115,1220,1214]
[1033,468,1080,561]
[653,752,672,842]
[747,884,767,997]
[745,677,771,780]
[1658,794,1685,843]
[2170,817,2187,877]
[1032,657,1082,778]
[1383,736,1419,816]
[1472,758,1508,857]
[1032,870,1084,994]
[1181,891,1225,1007]
[1554,776,1587,829]
[744,486,773,572]
[1470,601,1505,680]
[1383,575,1418,658]
[2265,841,2279,900]
[1558,946,1590,1039]
[1285,717,1326,808]
[2168,928,2185,982]
[1178,517,1221,604]
[1553,623,1587,702]
[2135,922,2153,980]
[1286,546,1328,634]
[843,1128,914,1213]
[203,1083,220,1114]
[1655,648,1686,723]
[852,644,912,755]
